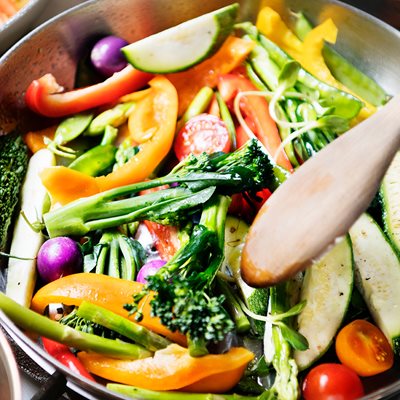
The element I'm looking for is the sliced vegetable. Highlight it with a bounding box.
[122,4,239,73]
[37,237,83,283]
[25,65,152,118]
[78,344,253,391]
[143,221,181,261]
[24,125,57,153]
[40,76,178,204]
[380,151,400,254]
[223,216,268,335]
[6,149,55,307]
[335,319,394,377]
[91,35,129,77]
[30,272,186,345]
[41,337,95,381]
[294,237,353,370]
[217,73,293,172]
[302,363,364,400]
[349,213,400,354]
[174,113,231,161]
[167,35,255,116]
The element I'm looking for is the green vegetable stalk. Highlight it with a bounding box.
[107,384,272,399]
[43,139,276,238]
[125,195,234,357]
[77,301,170,352]
[0,292,151,359]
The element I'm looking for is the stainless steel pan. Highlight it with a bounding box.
[0,0,400,398]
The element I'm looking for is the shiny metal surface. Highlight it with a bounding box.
[0,321,21,400]
[0,0,400,398]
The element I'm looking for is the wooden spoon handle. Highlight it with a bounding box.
[241,95,400,287]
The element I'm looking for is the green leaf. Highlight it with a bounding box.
[278,323,309,351]
[278,61,301,90]
[272,300,307,322]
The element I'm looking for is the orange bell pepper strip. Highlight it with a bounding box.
[40,76,178,205]
[24,125,57,153]
[31,273,186,346]
[167,36,255,116]
[78,344,254,392]
[25,65,153,118]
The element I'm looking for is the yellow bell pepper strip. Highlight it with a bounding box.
[40,76,178,205]
[31,273,186,346]
[167,36,255,116]
[24,125,57,153]
[77,344,254,392]
[25,65,153,118]
[256,7,376,122]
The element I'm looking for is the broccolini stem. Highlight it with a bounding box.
[76,301,170,352]
[187,335,209,357]
[0,292,151,359]
[107,384,269,399]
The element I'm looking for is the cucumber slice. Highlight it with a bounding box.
[294,237,353,370]
[223,216,268,335]
[350,213,400,354]
[122,4,239,73]
[381,151,400,254]
[6,149,56,307]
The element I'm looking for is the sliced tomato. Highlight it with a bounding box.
[335,319,394,377]
[143,220,180,262]
[174,113,231,161]
[302,363,364,400]
[217,74,293,172]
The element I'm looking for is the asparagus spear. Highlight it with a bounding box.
[0,292,151,359]
[77,301,170,352]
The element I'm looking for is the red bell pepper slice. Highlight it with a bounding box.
[217,73,293,172]
[25,65,153,118]
[41,337,95,381]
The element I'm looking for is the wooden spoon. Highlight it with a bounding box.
[241,95,400,287]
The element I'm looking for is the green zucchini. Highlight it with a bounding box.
[122,4,238,73]
[381,151,400,254]
[349,213,400,354]
[294,237,353,370]
[223,216,268,335]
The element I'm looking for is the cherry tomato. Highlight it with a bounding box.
[174,113,231,161]
[335,319,394,377]
[302,363,364,400]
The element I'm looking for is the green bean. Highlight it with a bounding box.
[215,91,237,151]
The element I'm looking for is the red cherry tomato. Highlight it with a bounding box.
[174,113,231,161]
[302,363,364,400]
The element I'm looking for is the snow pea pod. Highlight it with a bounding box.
[68,144,117,176]
[54,113,94,144]
[258,34,362,120]
[293,12,388,107]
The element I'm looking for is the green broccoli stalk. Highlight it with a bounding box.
[43,139,276,238]
[125,195,234,357]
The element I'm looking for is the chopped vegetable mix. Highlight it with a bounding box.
[0,3,397,399]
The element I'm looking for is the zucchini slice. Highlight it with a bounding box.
[294,237,353,370]
[381,151,400,254]
[122,4,239,73]
[6,149,56,307]
[223,216,268,335]
[350,213,400,354]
